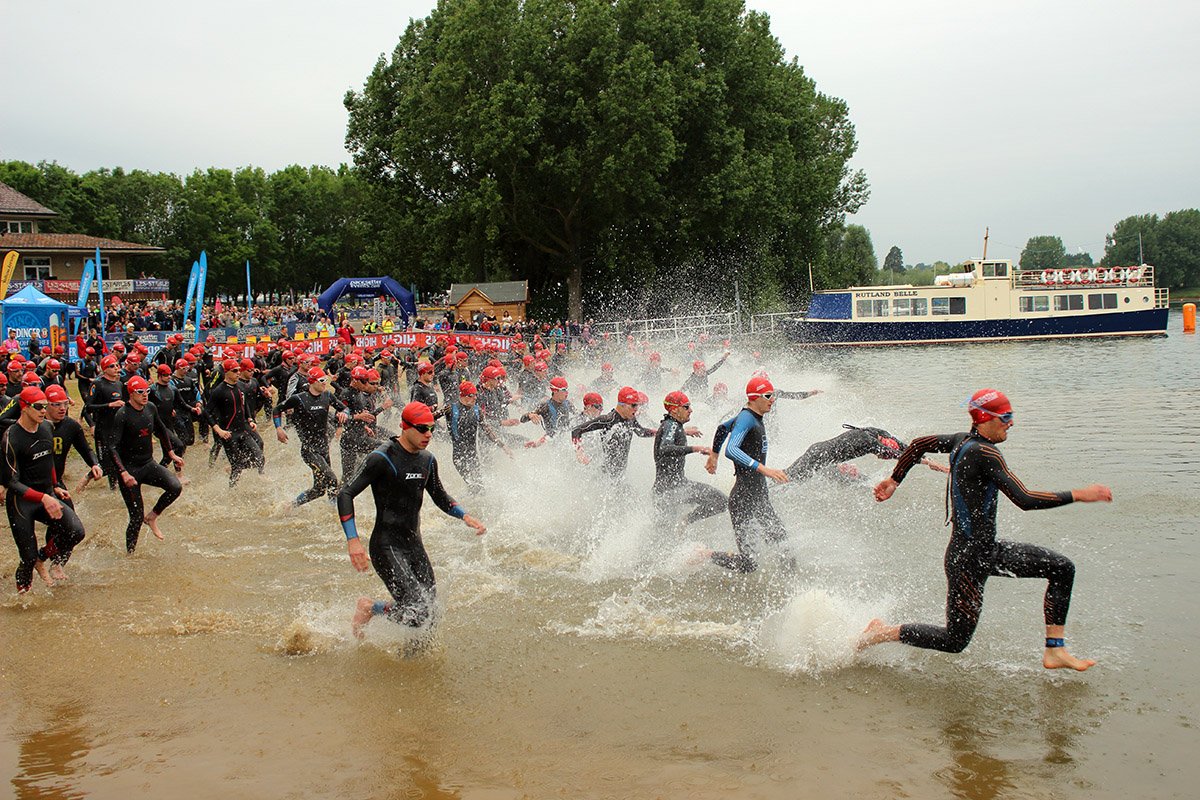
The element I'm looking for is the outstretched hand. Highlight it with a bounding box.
[1072,484,1113,503]
[463,514,487,536]
[874,478,898,502]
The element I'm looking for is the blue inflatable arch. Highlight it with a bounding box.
[316,277,416,326]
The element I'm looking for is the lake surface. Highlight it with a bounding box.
[2,314,1197,798]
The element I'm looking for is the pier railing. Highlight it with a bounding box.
[748,310,806,333]
[590,311,739,341]
[1014,265,1156,290]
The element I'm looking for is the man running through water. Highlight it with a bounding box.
[2,387,87,591]
[44,384,103,493]
[653,391,725,535]
[108,376,185,552]
[339,402,487,642]
[858,389,1110,671]
[274,367,348,506]
[700,376,790,573]
[570,386,658,480]
[779,424,949,485]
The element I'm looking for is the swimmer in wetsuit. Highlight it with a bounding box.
[859,389,1111,671]
[699,376,790,573]
[108,376,185,552]
[339,402,487,641]
[43,384,104,494]
[653,391,725,533]
[779,424,949,484]
[570,385,656,480]
[274,367,348,506]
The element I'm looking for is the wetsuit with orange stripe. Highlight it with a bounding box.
[888,430,1076,653]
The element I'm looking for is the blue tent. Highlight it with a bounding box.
[315,277,416,325]
[1,285,70,356]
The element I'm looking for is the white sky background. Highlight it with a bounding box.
[2,0,1196,264]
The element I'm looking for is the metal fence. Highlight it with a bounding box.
[590,311,740,341]
[748,310,806,334]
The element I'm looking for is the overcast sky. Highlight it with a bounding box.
[3,0,1196,265]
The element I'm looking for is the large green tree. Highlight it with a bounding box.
[883,245,904,274]
[344,0,867,319]
[1019,235,1067,271]
[821,223,875,288]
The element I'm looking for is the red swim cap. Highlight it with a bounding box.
[351,366,369,380]
[100,355,118,369]
[157,364,173,376]
[307,367,327,382]
[746,377,775,398]
[366,368,381,382]
[967,388,1012,424]
[601,362,613,373]
[239,358,255,371]
[45,384,68,403]
[417,362,434,374]
[175,359,189,370]
[713,382,728,394]
[583,391,603,408]
[617,386,640,405]
[693,361,705,371]
[46,359,61,370]
[459,381,477,396]
[126,376,149,392]
[664,390,690,409]
[19,386,46,407]
[549,376,568,392]
[401,401,436,428]
[22,372,40,386]
[222,358,240,372]
[533,361,548,372]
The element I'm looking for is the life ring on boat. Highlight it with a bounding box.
[1127,267,1142,283]
[1061,270,1074,285]
[1101,268,1115,284]
[1041,269,1054,285]
[1114,268,1127,283]
[1078,269,1092,285]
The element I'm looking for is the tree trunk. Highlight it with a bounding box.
[567,253,583,322]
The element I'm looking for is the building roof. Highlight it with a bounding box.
[0,232,164,253]
[0,181,59,218]
[448,280,529,305]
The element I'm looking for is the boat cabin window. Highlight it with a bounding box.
[891,298,928,316]
[931,297,967,316]
[1088,292,1118,310]
[982,262,1008,278]
[1019,295,1050,313]
[855,299,890,318]
[1054,294,1084,311]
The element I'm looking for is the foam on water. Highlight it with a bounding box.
[754,587,884,675]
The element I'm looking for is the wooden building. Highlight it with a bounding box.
[448,280,529,322]
[0,180,167,300]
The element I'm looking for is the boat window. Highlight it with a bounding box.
[932,297,949,315]
[982,262,1008,278]
[856,299,890,318]
[1088,293,1118,310]
[949,297,967,315]
[1054,294,1084,311]
[1019,296,1050,312]
[892,298,927,316]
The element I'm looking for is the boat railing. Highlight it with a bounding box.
[748,310,807,334]
[590,311,740,341]
[1155,288,1170,309]
[1014,265,1156,290]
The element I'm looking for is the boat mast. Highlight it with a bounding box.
[982,227,989,260]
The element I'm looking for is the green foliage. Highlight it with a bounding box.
[344,0,868,318]
[1019,235,1067,271]
[1101,210,1200,288]
[819,224,876,288]
[0,160,368,295]
[883,245,904,274]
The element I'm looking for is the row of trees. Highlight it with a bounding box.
[0,160,369,300]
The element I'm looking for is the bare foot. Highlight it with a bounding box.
[178,474,191,486]
[351,597,375,640]
[34,561,56,588]
[144,513,166,541]
[49,563,68,582]
[857,618,899,651]
[1043,647,1096,671]
[686,546,714,567]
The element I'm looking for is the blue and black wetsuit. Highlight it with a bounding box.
[521,398,574,438]
[712,408,786,572]
[888,431,1076,653]
[653,414,727,526]
[337,441,466,628]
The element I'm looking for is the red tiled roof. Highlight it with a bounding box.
[0,232,164,253]
[0,181,58,218]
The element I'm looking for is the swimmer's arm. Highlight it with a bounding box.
[105,410,129,474]
[979,446,1076,510]
[888,433,961,485]
[710,417,734,454]
[424,456,468,521]
[656,422,692,457]
[70,423,98,468]
[723,415,759,470]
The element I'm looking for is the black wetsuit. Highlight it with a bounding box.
[173,372,201,447]
[337,441,465,628]
[51,415,97,483]
[86,376,125,482]
[447,401,502,492]
[2,420,86,589]
[783,425,905,483]
[653,414,727,525]
[410,380,439,413]
[888,431,1076,653]
[711,408,786,572]
[680,354,728,395]
[338,388,379,481]
[107,401,181,552]
[149,380,187,465]
[274,389,346,505]
[570,410,655,480]
[521,398,575,438]
[204,380,264,485]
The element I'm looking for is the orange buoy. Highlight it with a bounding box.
[1184,303,1196,334]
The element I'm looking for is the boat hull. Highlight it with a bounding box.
[780,309,1169,347]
